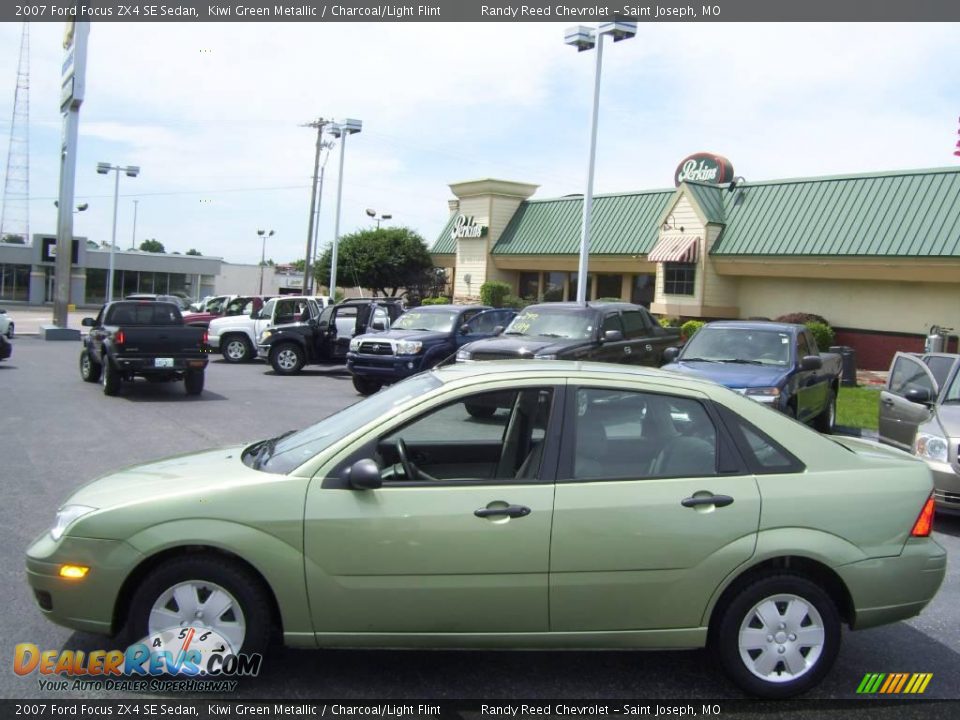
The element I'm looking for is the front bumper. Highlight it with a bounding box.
[25,532,145,636]
[838,537,947,630]
[346,352,426,380]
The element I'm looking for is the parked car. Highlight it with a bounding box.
[181,294,234,327]
[878,351,960,514]
[259,297,405,375]
[456,302,679,366]
[0,333,10,361]
[124,293,191,311]
[206,295,310,363]
[346,304,516,395]
[0,308,14,338]
[662,321,842,432]
[27,361,944,698]
[79,301,210,396]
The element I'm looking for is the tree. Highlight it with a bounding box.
[139,239,165,253]
[1,234,25,244]
[315,227,434,297]
[290,259,305,272]
[185,248,202,256]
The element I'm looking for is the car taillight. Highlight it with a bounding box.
[201,330,208,345]
[910,495,936,537]
[115,330,125,345]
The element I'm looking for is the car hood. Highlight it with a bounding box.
[466,336,581,356]
[664,360,790,389]
[358,329,448,343]
[933,403,960,437]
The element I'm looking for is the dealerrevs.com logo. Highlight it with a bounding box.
[14,626,262,693]
[856,672,934,694]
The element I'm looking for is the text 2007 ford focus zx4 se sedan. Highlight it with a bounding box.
[27,362,945,698]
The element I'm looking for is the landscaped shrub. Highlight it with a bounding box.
[774,312,830,326]
[805,321,835,351]
[420,296,451,305]
[479,281,512,308]
[681,320,705,341]
[502,294,533,309]
[658,316,682,328]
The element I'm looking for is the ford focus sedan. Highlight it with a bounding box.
[26,362,944,698]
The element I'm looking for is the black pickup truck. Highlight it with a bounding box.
[456,302,680,366]
[258,298,405,375]
[79,301,210,396]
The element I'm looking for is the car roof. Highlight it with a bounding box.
[407,304,490,312]
[524,301,642,312]
[703,320,804,332]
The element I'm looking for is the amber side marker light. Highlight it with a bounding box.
[59,565,89,579]
[910,496,936,537]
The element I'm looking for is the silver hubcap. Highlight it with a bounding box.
[149,580,246,652]
[738,593,825,683]
[81,355,90,376]
[226,340,246,360]
[276,349,298,370]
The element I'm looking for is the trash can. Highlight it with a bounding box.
[829,345,857,387]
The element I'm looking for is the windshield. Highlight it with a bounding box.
[942,367,960,402]
[253,372,443,474]
[392,310,457,333]
[682,328,792,366]
[224,297,251,316]
[504,310,594,339]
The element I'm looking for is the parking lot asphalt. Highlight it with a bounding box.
[1,335,958,708]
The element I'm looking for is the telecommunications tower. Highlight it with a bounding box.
[0,23,30,245]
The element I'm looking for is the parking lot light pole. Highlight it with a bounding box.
[257,229,275,294]
[365,208,392,229]
[327,119,362,298]
[564,22,636,305]
[97,162,140,303]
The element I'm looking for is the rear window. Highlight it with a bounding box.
[106,303,182,326]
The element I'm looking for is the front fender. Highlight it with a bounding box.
[125,519,314,643]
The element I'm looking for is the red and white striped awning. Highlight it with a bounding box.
[647,235,700,263]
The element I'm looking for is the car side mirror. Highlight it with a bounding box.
[459,324,470,335]
[345,459,382,490]
[662,346,680,363]
[81,317,96,327]
[492,325,505,336]
[371,321,385,331]
[603,330,624,343]
[905,387,932,405]
[800,355,822,371]
[308,317,318,327]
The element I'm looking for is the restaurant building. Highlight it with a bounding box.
[431,159,960,369]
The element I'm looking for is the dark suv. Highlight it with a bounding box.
[456,302,679,366]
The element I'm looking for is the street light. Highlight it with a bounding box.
[257,229,275,294]
[327,118,362,297]
[564,21,636,304]
[130,199,139,250]
[97,162,140,302]
[365,208,392,229]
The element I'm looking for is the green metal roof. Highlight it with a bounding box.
[712,167,960,256]
[490,190,673,256]
[684,182,726,224]
[430,214,459,255]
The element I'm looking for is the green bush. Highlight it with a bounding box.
[659,316,682,328]
[479,280,512,308]
[421,296,451,305]
[501,294,533,309]
[681,320,705,340]
[805,321,835,351]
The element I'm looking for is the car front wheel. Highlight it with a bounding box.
[713,573,840,698]
[352,375,382,396]
[79,350,101,383]
[814,390,836,434]
[270,343,305,375]
[5,322,12,339]
[126,555,273,656]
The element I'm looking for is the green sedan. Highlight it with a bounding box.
[26,362,945,698]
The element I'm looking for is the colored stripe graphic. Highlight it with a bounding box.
[857,673,932,694]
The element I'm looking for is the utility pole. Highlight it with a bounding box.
[301,117,329,296]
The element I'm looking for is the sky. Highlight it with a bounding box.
[0,21,957,266]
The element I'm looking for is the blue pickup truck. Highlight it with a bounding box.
[663,321,843,432]
[346,304,516,395]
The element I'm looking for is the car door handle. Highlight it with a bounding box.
[681,494,734,508]
[881,398,895,406]
[474,504,531,519]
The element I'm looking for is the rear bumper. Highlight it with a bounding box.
[110,355,208,374]
[839,538,947,630]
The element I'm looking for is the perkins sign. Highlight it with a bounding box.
[674,153,735,187]
[451,215,487,240]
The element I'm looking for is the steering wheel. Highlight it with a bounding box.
[395,438,419,481]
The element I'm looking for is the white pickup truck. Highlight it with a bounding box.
[208,296,328,363]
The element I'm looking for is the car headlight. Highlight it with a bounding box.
[396,340,422,355]
[456,348,472,361]
[534,353,557,360]
[349,337,362,352]
[259,330,273,343]
[744,387,781,403]
[50,505,96,541]
[915,432,949,463]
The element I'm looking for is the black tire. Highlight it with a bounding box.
[814,390,837,434]
[352,375,382,396]
[184,369,205,396]
[221,335,252,363]
[101,358,121,396]
[465,402,496,419]
[5,322,12,339]
[712,572,840,699]
[79,349,101,383]
[126,555,273,657]
[270,343,305,375]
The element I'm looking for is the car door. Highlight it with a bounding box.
[330,305,360,360]
[792,331,821,421]
[550,383,761,632]
[593,311,630,363]
[879,352,938,451]
[621,309,659,366]
[459,309,516,347]
[302,384,561,634]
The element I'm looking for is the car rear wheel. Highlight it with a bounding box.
[184,369,205,396]
[352,375,382,396]
[270,343,305,375]
[126,555,273,656]
[79,350,101,383]
[222,335,252,363]
[814,390,836,434]
[101,358,121,396]
[713,573,840,698]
